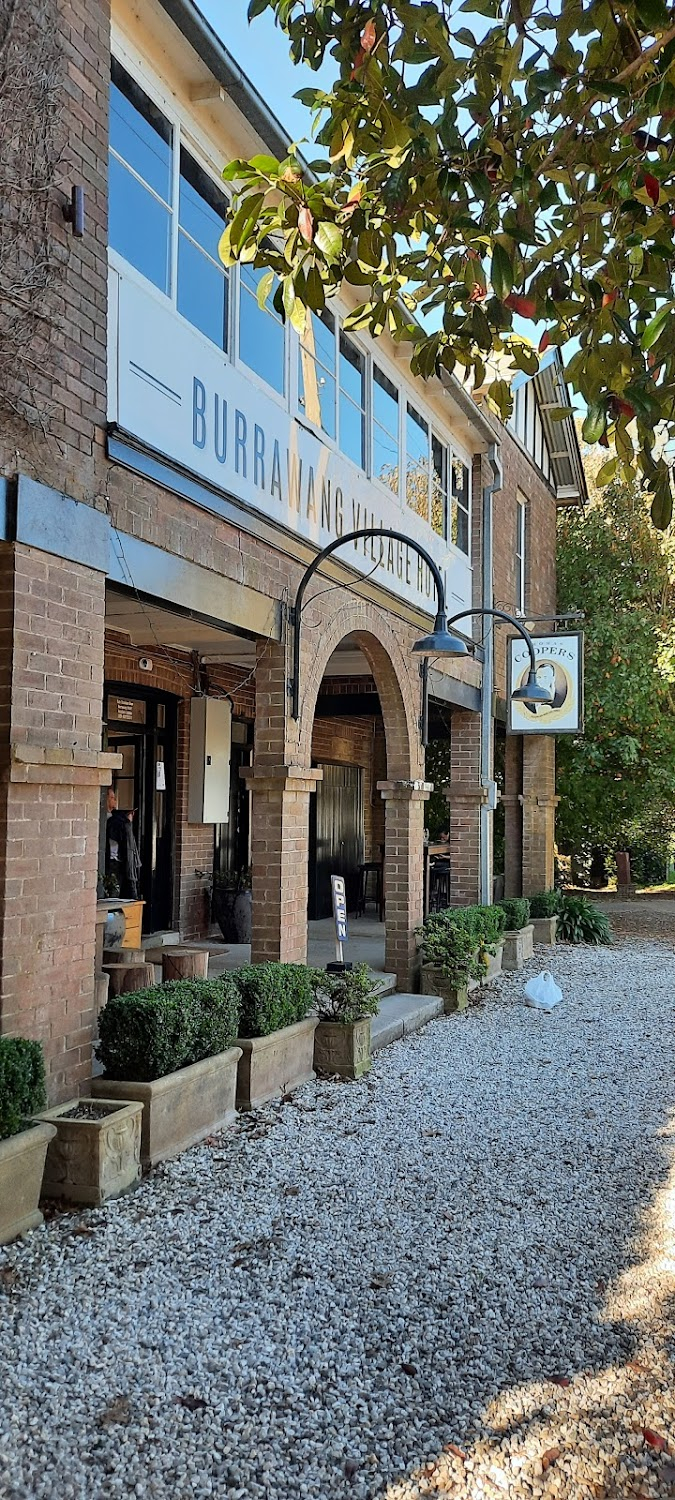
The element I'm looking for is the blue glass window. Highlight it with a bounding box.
[372,365,399,492]
[339,334,365,469]
[406,403,429,520]
[452,458,470,554]
[299,309,336,437]
[178,148,228,350]
[109,59,172,294]
[239,263,285,395]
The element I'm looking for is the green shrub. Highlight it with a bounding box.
[0,1037,46,1140]
[233,963,315,1038]
[418,903,506,986]
[97,978,241,1082]
[310,963,380,1024]
[498,897,531,930]
[556,894,613,945]
[529,890,561,919]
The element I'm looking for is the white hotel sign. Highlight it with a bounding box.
[109,269,472,618]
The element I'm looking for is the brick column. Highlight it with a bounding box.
[378,780,430,989]
[503,734,523,897]
[242,766,322,965]
[443,709,485,906]
[520,736,558,894]
[0,542,114,1102]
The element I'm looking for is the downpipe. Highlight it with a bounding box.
[480,443,502,906]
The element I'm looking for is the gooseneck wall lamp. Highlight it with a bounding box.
[290,528,553,736]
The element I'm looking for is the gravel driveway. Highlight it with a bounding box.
[2,941,675,1500]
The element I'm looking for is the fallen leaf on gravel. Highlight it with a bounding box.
[643,1428,668,1451]
[178,1394,208,1412]
[547,1374,571,1387]
[401,1362,418,1377]
[98,1396,131,1427]
[203,1136,219,1147]
[344,1458,359,1480]
[628,1360,650,1374]
[541,1446,561,1471]
[370,1272,394,1289]
[0,1268,18,1287]
[443,1444,466,1461]
[284,1185,300,1197]
[71,1225,95,1238]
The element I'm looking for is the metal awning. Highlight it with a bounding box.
[534,354,587,505]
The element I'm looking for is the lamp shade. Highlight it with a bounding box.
[511,668,554,706]
[412,611,470,658]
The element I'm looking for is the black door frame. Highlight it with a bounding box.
[103,681,178,933]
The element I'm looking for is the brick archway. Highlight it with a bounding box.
[296,596,428,987]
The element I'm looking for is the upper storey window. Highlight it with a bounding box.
[109,58,172,294]
[178,149,228,351]
[239,264,285,394]
[109,59,229,353]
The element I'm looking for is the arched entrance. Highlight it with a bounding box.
[245,594,429,990]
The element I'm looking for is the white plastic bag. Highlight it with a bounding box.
[523,970,563,1012]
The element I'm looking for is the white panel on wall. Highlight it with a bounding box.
[188,696,232,824]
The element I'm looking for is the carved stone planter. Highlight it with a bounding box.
[0,1123,56,1245]
[502,924,535,971]
[532,916,558,946]
[420,965,469,1013]
[482,941,504,984]
[36,1099,142,1205]
[92,1047,243,1167]
[314,1018,371,1079]
[236,1018,317,1110]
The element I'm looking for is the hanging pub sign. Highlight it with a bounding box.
[507,632,584,735]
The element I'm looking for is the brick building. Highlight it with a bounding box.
[0,0,585,1101]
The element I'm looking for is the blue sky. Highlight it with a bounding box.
[196,1,330,145]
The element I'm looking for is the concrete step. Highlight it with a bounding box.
[143,930,181,949]
[370,971,396,999]
[371,992,444,1052]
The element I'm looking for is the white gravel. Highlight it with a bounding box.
[2,940,675,1500]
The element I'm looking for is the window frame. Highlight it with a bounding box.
[515,491,527,613]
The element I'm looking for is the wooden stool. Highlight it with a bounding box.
[103,962,156,997]
[429,864,451,912]
[103,947,145,966]
[161,948,209,982]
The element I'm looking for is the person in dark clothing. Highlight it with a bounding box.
[106,792,141,899]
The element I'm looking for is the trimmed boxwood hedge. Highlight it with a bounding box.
[0,1037,46,1141]
[497,897,531,931]
[97,977,241,1083]
[232,963,315,1038]
[529,890,561,919]
[418,902,507,987]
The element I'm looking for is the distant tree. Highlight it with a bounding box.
[556,480,675,861]
[223,0,675,524]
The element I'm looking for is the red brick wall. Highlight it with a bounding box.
[492,429,558,693]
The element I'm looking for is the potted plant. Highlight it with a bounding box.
[311,964,380,1079]
[232,964,317,1109]
[0,1038,55,1246]
[91,977,242,1166]
[419,903,507,1009]
[497,898,534,970]
[529,890,561,945]
[34,1097,143,1205]
[212,868,252,944]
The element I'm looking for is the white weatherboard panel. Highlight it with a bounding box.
[110,267,473,619]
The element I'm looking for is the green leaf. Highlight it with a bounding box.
[491,243,514,301]
[248,155,280,177]
[582,402,607,444]
[650,467,673,529]
[247,0,271,17]
[256,269,275,310]
[315,222,343,263]
[641,301,675,351]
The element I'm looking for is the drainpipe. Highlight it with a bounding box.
[480,442,502,905]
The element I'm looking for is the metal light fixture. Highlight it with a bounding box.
[511,667,555,706]
[411,610,470,658]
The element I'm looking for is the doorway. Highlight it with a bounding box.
[104,685,177,933]
[309,763,364,919]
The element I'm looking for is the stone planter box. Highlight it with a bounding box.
[36,1098,142,1206]
[0,1123,56,1245]
[420,965,469,1013]
[532,915,558,946]
[482,941,504,984]
[92,1046,243,1167]
[314,1018,371,1079]
[502,924,535,971]
[236,1018,317,1110]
